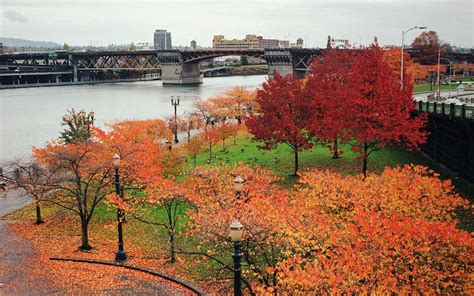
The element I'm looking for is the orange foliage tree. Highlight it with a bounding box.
[193,99,219,131]
[33,138,113,250]
[202,128,219,161]
[128,178,187,263]
[211,87,257,124]
[215,123,238,150]
[1,160,59,224]
[271,165,471,293]
[184,164,289,293]
[183,134,206,168]
[178,112,203,142]
[99,119,186,262]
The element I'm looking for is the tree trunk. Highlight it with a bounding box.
[237,117,242,125]
[80,220,92,250]
[332,138,339,159]
[187,131,191,142]
[193,156,197,168]
[209,143,212,160]
[169,230,176,263]
[293,147,299,176]
[362,141,368,179]
[35,202,43,224]
[222,139,226,150]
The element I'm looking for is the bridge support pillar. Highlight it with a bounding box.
[267,64,294,80]
[161,63,202,85]
[264,50,294,80]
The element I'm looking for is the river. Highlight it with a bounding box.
[0,75,267,162]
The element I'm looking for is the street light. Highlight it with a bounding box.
[87,111,95,132]
[90,111,95,125]
[233,175,244,196]
[400,25,427,89]
[113,153,127,262]
[171,96,180,144]
[230,219,243,296]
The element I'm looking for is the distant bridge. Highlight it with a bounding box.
[0,48,332,85]
[0,49,472,85]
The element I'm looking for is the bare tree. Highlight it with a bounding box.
[1,160,58,224]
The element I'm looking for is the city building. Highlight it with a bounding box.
[278,40,290,48]
[135,42,154,50]
[258,36,279,49]
[212,34,292,49]
[296,38,304,48]
[190,40,197,49]
[0,43,3,55]
[154,29,172,50]
[329,37,350,49]
[213,34,259,49]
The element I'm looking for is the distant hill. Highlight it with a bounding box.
[0,37,62,48]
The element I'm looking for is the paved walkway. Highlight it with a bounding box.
[0,189,32,218]
[0,190,188,295]
[0,221,61,295]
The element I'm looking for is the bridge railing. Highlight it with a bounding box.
[415,100,474,120]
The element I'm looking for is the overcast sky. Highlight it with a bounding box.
[1,0,472,48]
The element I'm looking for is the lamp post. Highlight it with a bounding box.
[440,58,453,98]
[233,175,244,197]
[89,111,95,125]
[400,25,426,89]
[87,111,95,132]
[113,153,127,262]
[171,96,180,143]
[230,219,243,296]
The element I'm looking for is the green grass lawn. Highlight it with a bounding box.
[187,133,474,199]
[414,83,464,93]
[3,130,473,285]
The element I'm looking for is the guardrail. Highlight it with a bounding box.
[415,100,474,120]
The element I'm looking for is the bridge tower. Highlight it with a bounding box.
[263,50,294,80]
[157,51,202,85]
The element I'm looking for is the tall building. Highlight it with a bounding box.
[154,29,172,50]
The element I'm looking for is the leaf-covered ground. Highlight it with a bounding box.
[0,216,205,295]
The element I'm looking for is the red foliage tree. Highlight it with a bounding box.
[411,31,446,65]
[307,49,357,158]
[344,43,427,177]
[246,74,313,175]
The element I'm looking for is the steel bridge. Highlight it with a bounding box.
[0,48,326,85]
[0,49,472,85]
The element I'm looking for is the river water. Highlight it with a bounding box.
[0,75,267,162]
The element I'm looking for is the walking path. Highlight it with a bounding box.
[0,189,32,218]
[0,190,190,295]
[0,221,61,295]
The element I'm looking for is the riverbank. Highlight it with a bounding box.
[0,77,161,90]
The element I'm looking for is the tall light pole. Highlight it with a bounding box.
[400,25,426,89]
[171,96,180,144]
[230,219,243,296]
[440,57,453,98]
[436,48,441,99]
[113,153,127,262]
